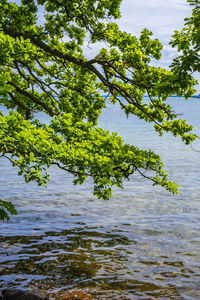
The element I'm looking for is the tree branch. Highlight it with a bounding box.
[7,81,59,117]
[8,92,31,119]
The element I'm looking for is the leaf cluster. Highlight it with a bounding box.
[170,0,200,75]
[0,199,17,221]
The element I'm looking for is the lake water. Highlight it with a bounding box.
[1,97,200,299]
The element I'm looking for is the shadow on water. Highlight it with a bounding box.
[1,226,199,299]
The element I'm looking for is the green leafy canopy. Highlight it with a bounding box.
[0,0,198,220]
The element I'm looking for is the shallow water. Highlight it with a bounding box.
[1,98,200,299]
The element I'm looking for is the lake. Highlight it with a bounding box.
[1,97,200,299]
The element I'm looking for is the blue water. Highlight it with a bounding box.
[1,97,200,299]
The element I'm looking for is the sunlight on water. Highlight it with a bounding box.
[1,98,200,299]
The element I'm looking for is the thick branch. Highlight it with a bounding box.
[0,23,85,67]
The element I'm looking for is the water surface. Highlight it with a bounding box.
[1,97,200,299]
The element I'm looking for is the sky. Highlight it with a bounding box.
[118,0,191,41]
[117,0,192,68]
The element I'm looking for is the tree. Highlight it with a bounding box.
[170,0,200,79]
[0,0,197,220]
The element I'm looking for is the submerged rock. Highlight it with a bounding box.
[1,289,49,300]
[56,290,92,300]
[0,289,93,300]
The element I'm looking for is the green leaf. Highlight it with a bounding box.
[0,199,17,221]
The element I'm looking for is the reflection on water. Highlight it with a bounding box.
[1,98,200,299]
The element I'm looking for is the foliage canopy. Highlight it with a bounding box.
[0,0,198,220]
